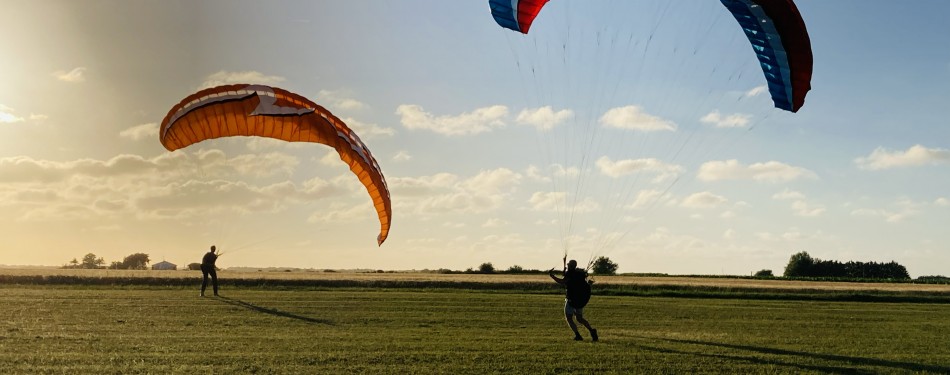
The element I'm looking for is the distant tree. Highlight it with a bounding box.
[591,256,618,275]
[68,258,79,269]
[121,253,150,270]
[754,269,774,278]
[187,263,202,271]
[506,265,524,273]
[80,253,105,269]
[478,262,495,274]
[783,251,814,277]
[108,261,123,269]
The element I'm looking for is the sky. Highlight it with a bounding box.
[1,0,949,276]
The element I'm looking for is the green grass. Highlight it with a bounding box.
[2,286,950,374]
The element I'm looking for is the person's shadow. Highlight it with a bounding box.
[639,337,950,374]
[216,296,333,325]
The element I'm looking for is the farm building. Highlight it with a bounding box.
[152,261,177,270]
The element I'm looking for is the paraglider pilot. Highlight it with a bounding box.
[200,245,219,297]
[549,257,598,341]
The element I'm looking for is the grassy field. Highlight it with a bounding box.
[2,280,950,373]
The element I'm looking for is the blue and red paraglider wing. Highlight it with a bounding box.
[489,0,550,34]
[721,0,813,112]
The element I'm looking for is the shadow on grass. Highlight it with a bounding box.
[641,337,949,374]
[631,342,873,374]
[216,296,333,325]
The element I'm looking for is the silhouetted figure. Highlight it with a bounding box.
[200,245,219,297]
[550,258,597,341]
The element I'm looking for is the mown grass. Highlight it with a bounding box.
[2,285,950,374]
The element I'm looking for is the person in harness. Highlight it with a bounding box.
[549,258,598,341]
[200,245,219,297]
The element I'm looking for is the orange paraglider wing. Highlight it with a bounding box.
[159,84,391,245]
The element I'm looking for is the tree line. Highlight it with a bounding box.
[782,251,910,280]
[62,253,151,270]
[463,257,620,275]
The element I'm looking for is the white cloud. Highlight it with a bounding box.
[855,145,950,170]
[700,110,752,128]
[199,70,285,89]
[600,105,676,132]
[319,150,344,167]
[227,152,299,178]
[342,117,395,139]
[680,191,727,209]
[134,178,338,220]
[53,67,86,83]
[396,104,508,136]
[389,173,459,197]
[0,149,298,185]
[524,165,549,182]
[317,89,367,111]
[389,169,521,215]
[461,168,522,194]
[392,151,412,162]
[745,85,767,97]
[936,197,950,207]
[754,228,826,242]
[627,189,667,210]
[771,189,823,216]
[595,156,683,183]
[406,192,500,214]
[528,191,599,213]
[772,189,805,201]
[0,151,348,222]
[697,159,817,183]
[520,164,577,183]
[1,106,48,124]
[477,233,525,247]
[308,201,374,224]
[850,198,924,223]
[722,229,736,240]
[482,218,508,228]
[781,229,805,241]
[535,219,558,226]
[551,164,580,178]
[791,200,826,217]
[516,106,573,131]
[0,105,24,123]
[119,123,159,141]
[850,208,909,223]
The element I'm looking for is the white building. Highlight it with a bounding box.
[152,261,177,270]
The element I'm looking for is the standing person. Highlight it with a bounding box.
[200,245,219,297]
[549,258,598,341]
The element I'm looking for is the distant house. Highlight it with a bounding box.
[152,261,177,270]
